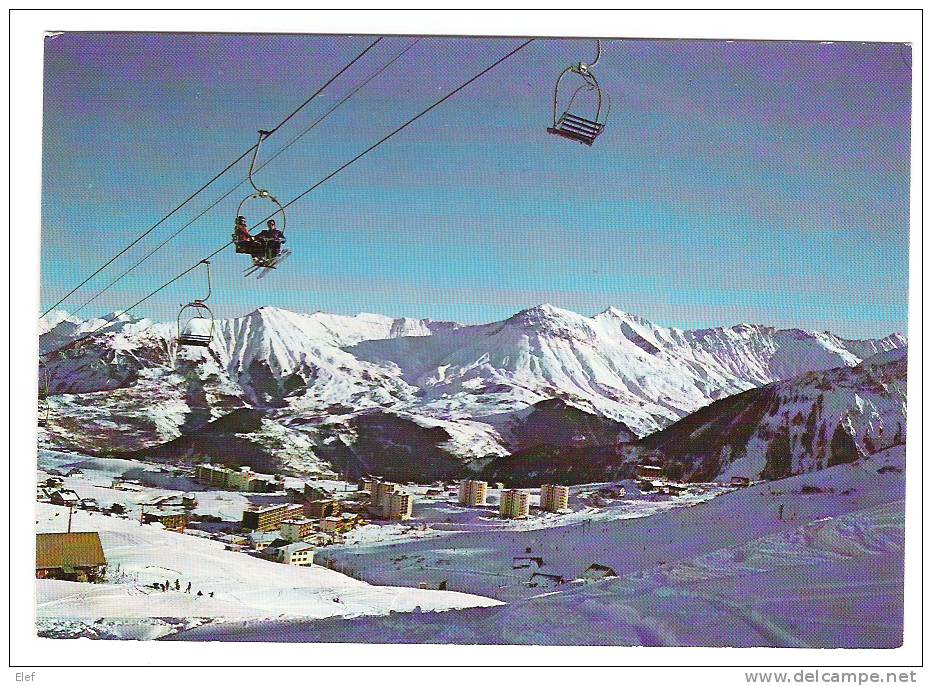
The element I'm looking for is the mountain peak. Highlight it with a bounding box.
[513,303,578,319]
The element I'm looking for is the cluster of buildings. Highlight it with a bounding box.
[357,477,413,520]
[237,488,370,565]
[455,479,571,519]
[635,464,693,496]
[194,463,279,493]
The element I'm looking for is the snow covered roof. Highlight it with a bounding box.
[279,541,314,554]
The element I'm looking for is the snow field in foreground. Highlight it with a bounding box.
[36,502,502,639]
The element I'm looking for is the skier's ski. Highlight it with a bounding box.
[256,250,292,279]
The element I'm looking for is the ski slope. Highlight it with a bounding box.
[35,503,502,640]
[172,445,905,646]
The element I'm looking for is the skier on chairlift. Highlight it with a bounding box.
[255,218,285,260]
[234,215,253,245]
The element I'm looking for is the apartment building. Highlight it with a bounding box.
[457,479,489,506]
[280,518,317,542]
[195,463,275,492]
[357,477,381,496]
[241,503,305,532]
[500,489,531,519]
[540,484,570,513]
[303,499,341,519]
[371,481,399,509]
[384,492,413,520]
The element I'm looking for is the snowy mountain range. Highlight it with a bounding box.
[38,304,906,482]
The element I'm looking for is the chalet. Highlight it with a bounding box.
[36,532,107,582]
[247,531,279,551]
[141,511,188,532]
[218,533,248,549]
[636,464,666,481]
[512,556,544,570]
[147,494,185,509]
[637,479,658,493]
[50,489,80,507]
[320,512,362,534]
[266,541,315,566]
[729,476,752,488]
[665,483,690,496]
[584,494,606,507]
[78,498,100,511]
[597,485,627,499]
[580,563,618,581]
[528,572,565,588]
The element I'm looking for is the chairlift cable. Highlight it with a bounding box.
[69,38,418,318]
[42,242,234,360]
[249,38,535,232]
[40,36,383,320]
[47,39,533,357]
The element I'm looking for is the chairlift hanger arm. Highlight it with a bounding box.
[553,67,602,126]
[248,131,272,196]
[198,259,212,303]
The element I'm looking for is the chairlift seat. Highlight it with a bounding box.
[548,112,605,146]
[177,333,212,347]
[177,293,214,349]
[178,316,213,348]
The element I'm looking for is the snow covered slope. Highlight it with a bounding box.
[38,305,905,478]
[172,444,906,647]
[640,348,907,481]
[35,502,502,640]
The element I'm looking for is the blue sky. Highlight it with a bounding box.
[41,33,911,337]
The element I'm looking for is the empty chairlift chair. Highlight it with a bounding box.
[547,40,609,147]
[177,260,214,348]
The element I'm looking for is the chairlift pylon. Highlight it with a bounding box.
[177,260,214,348]
[38,359,50,427]
[547,39,608,146]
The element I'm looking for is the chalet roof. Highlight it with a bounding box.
[279,541,314,553]
[583,563,618,576]
[36,532,106,570]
